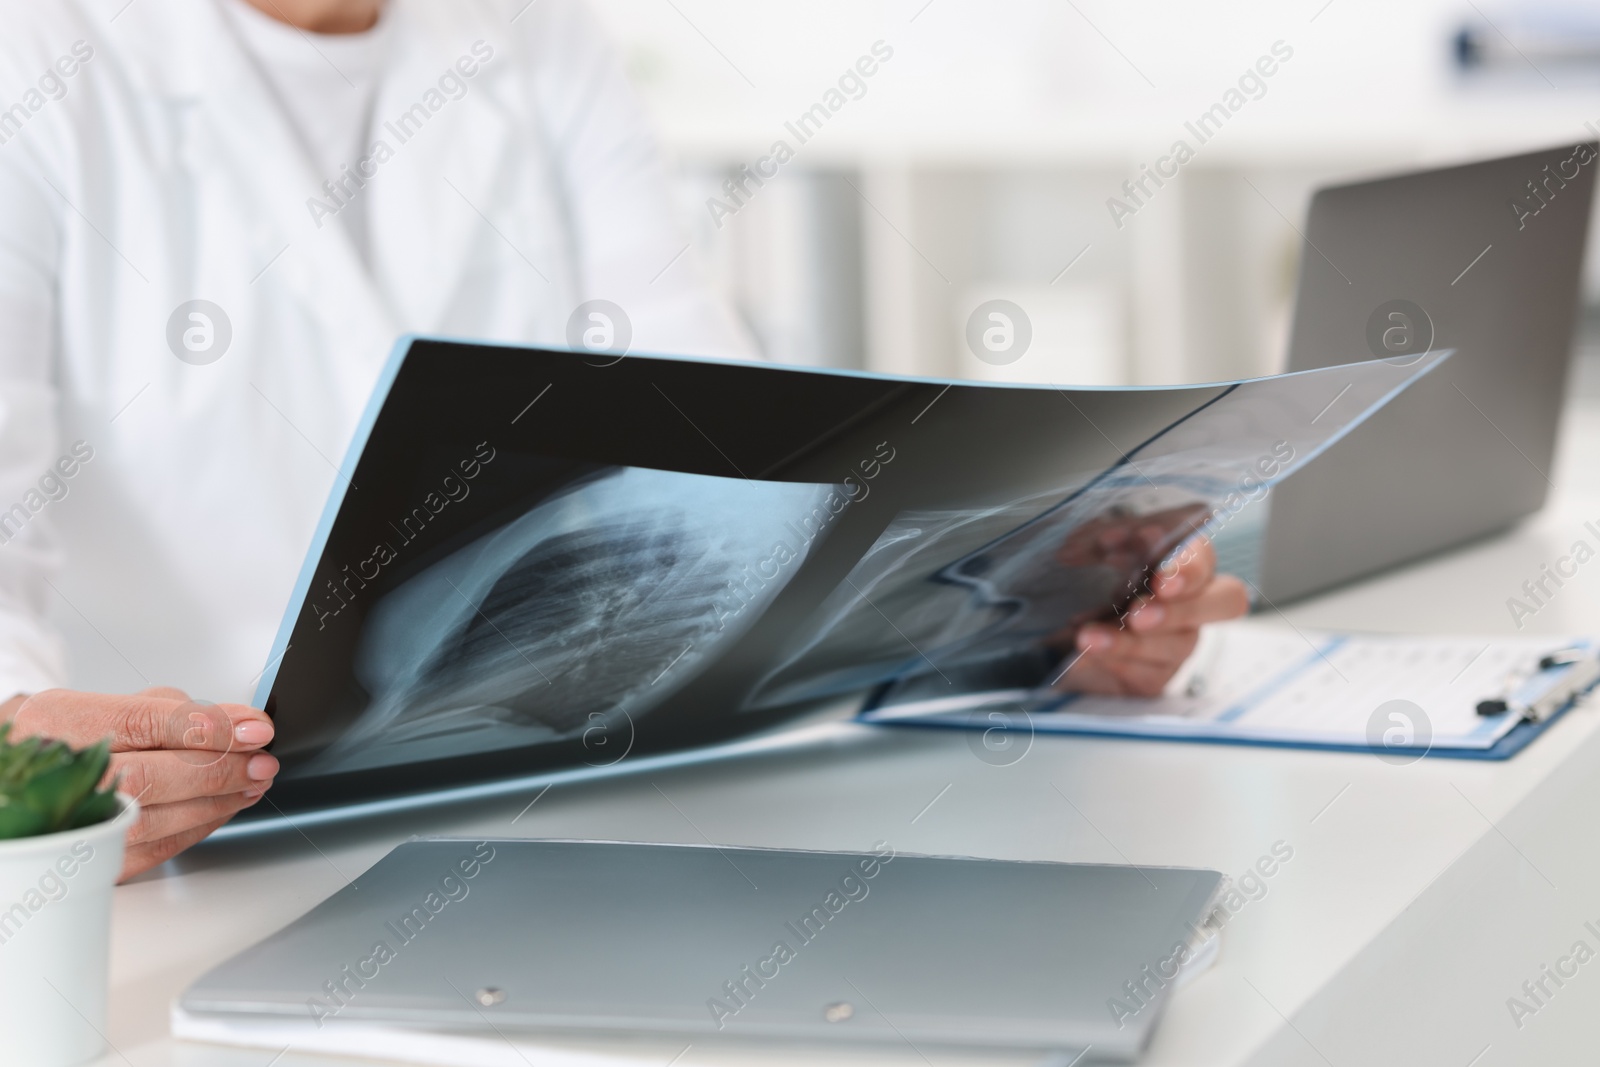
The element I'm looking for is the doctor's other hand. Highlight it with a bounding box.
[1062,538,1249,697]
[0,687,277,880]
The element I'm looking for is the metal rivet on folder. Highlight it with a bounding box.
[823,1001,854,1023]
[475,987,507,1007]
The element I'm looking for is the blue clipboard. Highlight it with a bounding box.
[857,646,1600,762]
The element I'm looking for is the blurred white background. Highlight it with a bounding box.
[585,0,1600,385]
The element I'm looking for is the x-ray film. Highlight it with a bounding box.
[247,338,1448,816]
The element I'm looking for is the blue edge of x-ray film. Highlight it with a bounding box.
[220,339,1458,837]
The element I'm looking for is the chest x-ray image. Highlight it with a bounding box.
[301,467,838,776]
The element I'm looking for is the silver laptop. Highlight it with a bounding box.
[179,838,1222,1060]
[1260,142,1595,602]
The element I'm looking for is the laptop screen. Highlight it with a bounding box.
[1263,142,1595,602]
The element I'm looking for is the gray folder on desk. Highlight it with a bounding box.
[179,839,1223,1061]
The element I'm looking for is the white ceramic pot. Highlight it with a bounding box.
[0,794,138,1067]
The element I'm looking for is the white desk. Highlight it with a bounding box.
[97,397,1600,1067]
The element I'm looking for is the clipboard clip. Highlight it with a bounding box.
[1475,645,1600,723]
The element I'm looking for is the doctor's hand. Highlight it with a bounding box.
[1060,538,1249,697]
[0,687,277,881]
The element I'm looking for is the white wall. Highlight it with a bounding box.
[589,0,1600,381]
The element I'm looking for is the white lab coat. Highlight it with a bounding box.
[0,0,749,704]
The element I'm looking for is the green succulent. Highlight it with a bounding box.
[0,722,119,840]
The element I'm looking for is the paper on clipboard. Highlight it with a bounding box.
[861,621,1599,752]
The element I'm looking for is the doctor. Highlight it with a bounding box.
[0,0,1248,878]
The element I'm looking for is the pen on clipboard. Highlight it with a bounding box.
[1474,646,1600,723]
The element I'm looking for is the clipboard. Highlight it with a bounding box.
[858,626,1600,762]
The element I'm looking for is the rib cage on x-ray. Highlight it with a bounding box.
[295,467,839,776]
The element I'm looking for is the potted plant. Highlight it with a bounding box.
[0,723,138,1067]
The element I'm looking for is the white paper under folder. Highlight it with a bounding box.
[172,1009,669,1067]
